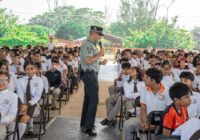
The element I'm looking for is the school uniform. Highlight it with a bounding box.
[129,58,138,67]
[172,68,193,77]
[0,89,18,125]
[9,64,24,74]
[16,75,43,117]
[161,73,179,88]
[162,104,200,140]
[192,74,200,90]
[8,72,17,93]
[187,91,200,118]
[123,84,172,140]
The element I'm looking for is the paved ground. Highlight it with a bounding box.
[23,58,121,140]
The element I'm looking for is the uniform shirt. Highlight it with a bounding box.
[187,91,200,118]
[161,73,179,88]
[41,75,49,94]
[0,89,18,124]
[45,70,62,88]
[116,74,130,88]
[172,68,193,77]
[140,84,172,114]
[123,80,145,99]
[8,72,17,92]
[17,75,43,106]
[192,74,200,90]
[162,103,188,132]
[80,39,100,72]
[129,58,138,67]
[9,64,24,74]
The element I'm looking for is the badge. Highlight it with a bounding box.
[87,47,92,54]
[158,94,165,100]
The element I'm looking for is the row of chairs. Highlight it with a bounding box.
[6,70,80,140]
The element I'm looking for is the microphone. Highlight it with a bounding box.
[99,41,102,49]
[99,41,104,56]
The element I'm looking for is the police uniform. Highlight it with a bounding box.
[80,26,103,130]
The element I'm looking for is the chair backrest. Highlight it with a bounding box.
[134,96,141,108]
[148,111,163,126]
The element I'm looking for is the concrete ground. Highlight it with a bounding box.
[23,58,122,140]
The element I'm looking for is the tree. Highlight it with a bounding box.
[191,27,200,49]
[29,6,105,40]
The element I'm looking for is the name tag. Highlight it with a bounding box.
[158,94,165,100]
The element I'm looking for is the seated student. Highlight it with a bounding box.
[0,60,17,93]
[179,71,200,118]
[0,70,18,140]
[16,61,44,139]
[108,58,130,96]
[104,66,144,125]
[162,82,200,140]
[161,60,179,88]
[27,62,49,134]
[45,58,62,110]
[123,68,172,140]
[192,57,200,92]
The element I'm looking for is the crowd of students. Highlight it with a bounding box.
[101,48,200,140]
[0,45,80,140]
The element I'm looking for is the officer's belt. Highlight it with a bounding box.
[84,69,98,75]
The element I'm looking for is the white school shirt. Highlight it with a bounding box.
[16,75,43,106]
[116,75,130,88]
[161,73,179,88]
[140,84,172,114]
[123,80,145,99]
[41,75,49,94]
[0,89,18,125]
[129,58,138,67]
[172,68,193,77]
[8,72,17,93]
[187,91,200,118]
[192,74,200,90]
[9,64,24,74]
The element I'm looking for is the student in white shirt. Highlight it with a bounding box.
[16,61,43,139]
[100,62,131,126]
[0,70,18,140]
[161,60,179,88]
[179,71,200,118]
[123,68,172,140]
[192,57,200,92]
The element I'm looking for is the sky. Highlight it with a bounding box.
[0,0,200,30]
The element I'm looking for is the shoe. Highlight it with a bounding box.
[27,127,34,135]
[83,129,97,137]
[100,119,109,126]
[51,106,57,111]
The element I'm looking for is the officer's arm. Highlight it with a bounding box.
[85,53,101,64]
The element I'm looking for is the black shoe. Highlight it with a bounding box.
[100,119,109,126]
[27,128,34,135]
[83,129,97,137]
[51,106,57,111]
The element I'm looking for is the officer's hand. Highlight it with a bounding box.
[141,122,148,130]
[98,48,104,56]
[101,59,108,65]
[20,105,28,113]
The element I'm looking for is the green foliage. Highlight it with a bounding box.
[0,8,54,47]
[125,21,195,50]
[29,6,105,40]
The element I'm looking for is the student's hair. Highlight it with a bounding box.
[0,70,10,80]
[119,58,129,64]
[161,60,171,68]
[145,68,163,83]
[33,62,41,70]
[179,71,194,81]
[122,62,131,69]
[128,67,143,83]
[51,58,59,64]
[169,82,191,101]
[124,49,132,53]
[23,61,35,70]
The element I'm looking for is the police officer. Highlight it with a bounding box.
[80,26,107,136]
